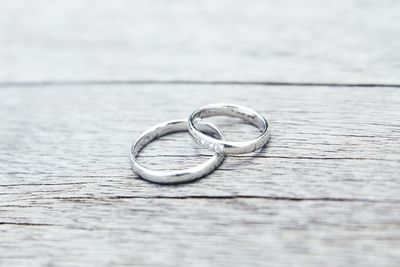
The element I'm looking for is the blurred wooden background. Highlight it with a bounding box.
[1,1,399,266]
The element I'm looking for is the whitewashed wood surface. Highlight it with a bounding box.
[1,1,400,267]
[1,0,400,84]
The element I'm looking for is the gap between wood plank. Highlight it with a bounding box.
[32,195,400,204]
[1,80,400,88]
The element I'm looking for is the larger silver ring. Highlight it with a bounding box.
[130,119,225,184]
[188,103,270,154]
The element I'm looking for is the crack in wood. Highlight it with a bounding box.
[0,222,55,226]
[45,195,400,204]
[1,80,400,88]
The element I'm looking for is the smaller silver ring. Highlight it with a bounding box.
[130,119,225,184]
[188,103,270,154]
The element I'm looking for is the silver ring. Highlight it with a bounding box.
[188,103,270,154]
[130,119,225,184]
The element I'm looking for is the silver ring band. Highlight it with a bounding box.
[188,103,270,154]
[130,119,225,184]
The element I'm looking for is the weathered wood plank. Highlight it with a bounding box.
[1,84,400,266]
[1,0,400,84]
[1,198,400,267]
[1,85,399,199]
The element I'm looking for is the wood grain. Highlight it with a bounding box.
[1,85,400,266]
[1,0,400,84]
[1,198,400,267]
[1,0,400,265]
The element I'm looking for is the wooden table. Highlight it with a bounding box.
[1,1,399,266]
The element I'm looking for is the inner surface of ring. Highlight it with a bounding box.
[132,121,222,157]
[193,106,267,133]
